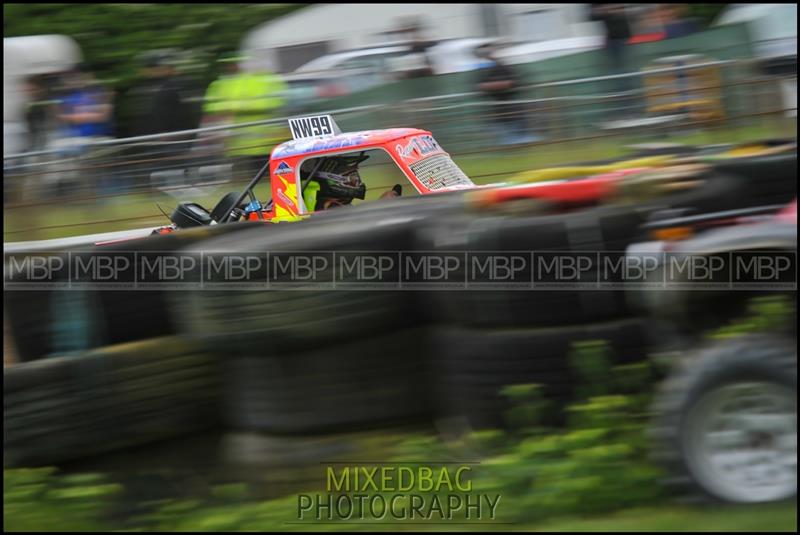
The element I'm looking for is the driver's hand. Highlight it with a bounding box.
[379,184,402,200]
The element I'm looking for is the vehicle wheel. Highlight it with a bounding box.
[432,317,649,430]
[651,334,797,504]
[222,328,433,434]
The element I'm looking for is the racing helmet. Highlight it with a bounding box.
[311,154,368,207]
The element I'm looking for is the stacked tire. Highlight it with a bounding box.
[706,150,797,209]
[173,195,469,434]
[3,222,262,362]
[4,337,219,466]
[419,203,656,429]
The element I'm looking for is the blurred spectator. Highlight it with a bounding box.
[24,75,59,153]
[55,64,114,196]
[57,64,114,147]
[590,4,633,88]
[659,4,700,39]
[474,44,539,146]
[124,51,200,192]
[202,54,288,180]
[395,19,435,79]
[128,51,197,138]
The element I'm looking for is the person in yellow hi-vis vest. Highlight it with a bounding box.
[203,54,289,179]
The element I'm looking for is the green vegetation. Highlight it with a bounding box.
[4,468,122,531]
[5,316,797,531]
[5,346,796,531]
[711,295,797,340]
[531,504,796,532]
[0,344,656,530]
[4,446,796,532]
[3,4,307,91]
[5,463,795,532]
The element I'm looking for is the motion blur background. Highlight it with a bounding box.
[3,4,798,532]
[4,3,796,241]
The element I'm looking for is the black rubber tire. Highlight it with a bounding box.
[4,337,219,466]
[650,333,797,504]
[86,222,264,346]
[642,171,748,215]
[173,198,466,354]
[432,317,650,430]
[3,222,262,361]
[708,152,797,209]
[3,289,56,362]
[222,328,433,434]
[418,204,653,328]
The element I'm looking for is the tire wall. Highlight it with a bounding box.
[3,222,265,362]
[170,196,470,434]
[4,143,796,460]
[3,337,219,467]
[416,203,657,428]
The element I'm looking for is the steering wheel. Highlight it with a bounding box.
[210,192,248,223]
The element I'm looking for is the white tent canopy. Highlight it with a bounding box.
[715,4,797,57]
[4,34,82,78]
[4,34,82,154]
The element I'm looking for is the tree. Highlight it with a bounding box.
[4,3,307,134]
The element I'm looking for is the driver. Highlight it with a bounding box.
[302,154,367,212]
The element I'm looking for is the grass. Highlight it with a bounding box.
[293,504,798,531]
[4,120,795,241]
[522,503,797,532]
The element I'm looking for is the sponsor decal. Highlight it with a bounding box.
[277,188,296,209]
[272,135,368,158]
[396,135,444,161]
[275,161,294,176]
[275,175,297,212]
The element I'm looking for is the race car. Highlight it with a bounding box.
[625,199,797,504]
[151,114,660,236]
[152,115,797,238]
[153,115,479,234]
